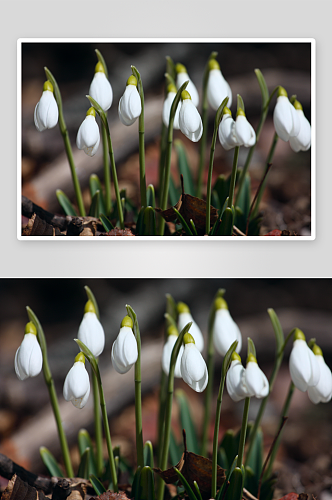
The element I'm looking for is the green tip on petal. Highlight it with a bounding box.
[177,302,190,314]
[183,333,195,345]
[181,90,191,101]
[121,315,133,329]
[293,100,303,111]
[167,83,177,94]
[167,325,178,337]
[293,328,306,341]
[127,75,138,87]
[86,107,96,117]
[208,59,220,71]
[236,108,246,117]
[215,297,228,310]
[43,80,53,93]
[278,86,288,98]
[175,63,187,74]
[223,107,232,117]
[312,344,323,357]
[84,300,96,315]
[247,353,257,365]
[75,352,85,364]
[232,352,241,362]
[95,61,105,74]
[25,321,37,336]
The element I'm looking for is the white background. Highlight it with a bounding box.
[2,0,331,278]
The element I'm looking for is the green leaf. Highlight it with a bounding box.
[255,69,269,109]
[189,219,198,236]
[222,340,239,381]
[244,465,258,496]
[138,466,156,500]
[168,176,180,207]
[95,49,109,79]
[237,94,245,114]
[247,338,256,359]
[89,190,100,218]
[84,286,100,320]
[217,447,229,470]
[217,206,234,236]
[172,207,193,236]
[224,466,243,500]
[78,429,98,477]
[193,481,203,500]
[147,184,156,208]
[144,441,154,468]
[166,293,178,325]
[89,174,106,216]
[214,96,230,130]
[75,339,99,381]
[169,430,182,465]
[219,430,240,468]
[235,173,251,220]
[89,474,107,495]
[268,309,284,354]
[99,213,114,232]
[166,56,176,82]
[136,207,145,235]
[143,207,157,236]
[78,447,90,479]
[175,389,199,454]
[40,446,64,478]
[216,454,238,500]
[56,189,78,216]
[174,140,195,196]
[44,67,63,113]
[132,466,142,500]
[173,467,198,500]
[245,427,263,484]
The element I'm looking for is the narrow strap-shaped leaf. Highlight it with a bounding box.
[99,213,114,232]
[169,430,182,465]
[175,390,199,454]
[143,206,157,236]
[168,176,180,207]
[166,294,178,324]
[89,190,100,218]
[40,446,64,478]
[78,429,98,477]
[95,49,109,79]
[216,454,238,500]
[245,427,263,479]
[174,140,195,196]
[139,466,156,500]
[237,94,245,113]
[89,474,106,495]
[222,340,239,380]
[89,174,106,216]
[223,466,243,500]
[247,338,256,359]
[173,467,198,500]
[193,481,203,500]
[189,219,198,236]
[166,56,176,82]
[56,190,78,216]
[268,309,284,354]
[217,207,234,236]
[132,466,142,500]
[172,207,193,236]
[84,286,100,320]
[136,207,145,236]
[255,69,269,109]
[147,184,156,208]
[78,447,90,479]
[144,441,154,468]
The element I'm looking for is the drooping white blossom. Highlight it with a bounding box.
[289,101,311,152]
[289,330,320,392]
[89,62,113,112]
[15,322,43,381]
[162,326,183,378]
[177,302,204,352]
[273,88,301,142]
[213,297,242,356]
[34,80,58,132]
[178,91,203,142]
[76,108,100,157]
[77,300,105,357]
[118,75,142,126]
[180,333,208,392]
[307,345,332,404]
[176,63,199,107]
[63,353,90,409]
[162,84,181,129]
[111,316,138,374]
[207,59,232,111]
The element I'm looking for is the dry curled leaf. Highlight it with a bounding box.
[105,228,135,236]
[153,430,225,495]
[155,176,218,231]
[91,491,129,500]
[1,474,48,500]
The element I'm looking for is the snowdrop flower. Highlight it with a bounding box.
[34,80,59,132]
[273,87,301,142]
[307,344,332,404]
[234,109,256,147]
[111,316,138,374]
[63,352,90,409]
[207,59,232,111]
[118,75,142,126]
[226,353,250,402]
[178,90,203,143]
[218,108,239,150]
[213,297,242,356]
[289,329,320,392]
[77,300,105,358]
[177,302,204,352]
[245,354,269,399]
[180,333,208,392]
[289,100,311,152]
[162,325,183,378]
[15,322,43,381]
[162,84,181,129]
[76,107,100,157]
[89,61,113,112]
[176,63,199,107]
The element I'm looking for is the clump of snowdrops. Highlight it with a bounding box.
[32,47,311,236]
[14,286,330,499]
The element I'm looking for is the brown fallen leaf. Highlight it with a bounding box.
[90,491,129,500]
[1,474,48,500]
[153,430,225,495]
[155,176,218,231]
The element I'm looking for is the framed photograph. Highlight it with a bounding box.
[18,38,315,239]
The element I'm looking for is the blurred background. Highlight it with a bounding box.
[21,41,312,234]
[0,278,330,497]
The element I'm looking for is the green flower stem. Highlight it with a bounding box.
[92,368,104,476]
[44,67,85,217]
[206,98,229,234]
[26,307,74,478]
[227,147,240,209]
[157,369,168,467]
[132,66,147,208]
[159,81,189,235]
[101,115,111,216]
[126,305,144,469]
[211,368,226,498]
[236,85,280,204]
[251,132,279,218]
[156,322,192,500]
[87,95,124,229]
[158,122,168,202]
[237,397,251,468]
[75,339,118,492]
[264,381,295,479]
[245,326,296,466]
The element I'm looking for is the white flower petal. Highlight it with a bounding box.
[177,312,204,352]
[180,344,208,392]
[77,312,105,357]
[218,115,239,150]
[307,356,332,404]
[289,339,318,392]
[176,72,199,107]
[111,326,138,374]
[14,334,43,380]
[34,91,58,131]
[235,115,256,147]
[207,69,232,111]
[72,381,91,409]
[162,335,183,378]
[63,361,90,400]
[273,96,300,142]
[76,115,100,157]
[213,309,242,356]
[245,362,269,399]
[162,92,181,129]
[89,72,113,112]
[289,110,311,152]
[118,85,142,126]
[226,360,250,401]
[179,100,203,142]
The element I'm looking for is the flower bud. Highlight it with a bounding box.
[34,81,59,132]
[207,60,232,111]
[89,62,113,112]
[213,297,242,356]
[289,329,320,392]
[111,316,138,374]
[118,76,142,126]
[176,63,199,107]
[15,322,43,381]
[180,334,208,392]
[178,92,203,142]
[77,300,105,357]
[177,302,204,352]
[273,88,301,142]
[63,352,90,409]
[289,101,311,152]
[76,107,100,157]
[307,345,332,404]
